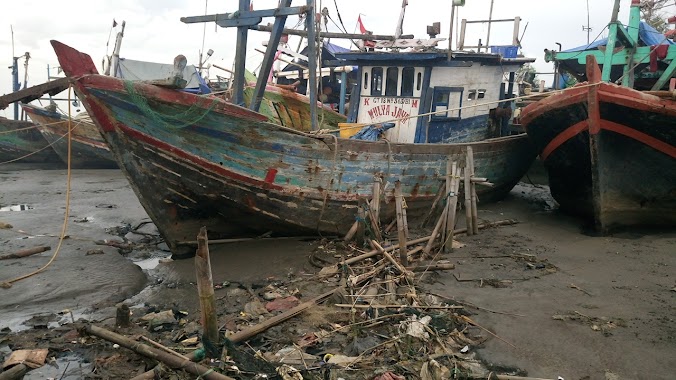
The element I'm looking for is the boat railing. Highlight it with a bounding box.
[457,17,521,55]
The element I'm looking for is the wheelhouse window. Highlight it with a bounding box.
[416,72,422,91]
[371,67,383,96]
[431,87,463,120]
[363,72,369,90]
[385,67,399,96]
[478,89,486,99]
[401,67,415,96]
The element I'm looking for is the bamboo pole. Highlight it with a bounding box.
[447,163,461,250]
[372,177,382,225]
[464,163,473,235]
[371,240,408,275]
[365,200,383,242]
[394,181,408,267]
[356,200,366,246]
[195,227,219,350]
[444,160,458,252]
[84,325,233,380]
[420,181,446,228]
[344,219,519,266]
[423,205,448,256]
[343,220,359,243]
[468,146,479,235]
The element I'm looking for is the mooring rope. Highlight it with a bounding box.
[0,87,74,288]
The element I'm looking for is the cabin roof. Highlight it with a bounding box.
[332,50,534,66]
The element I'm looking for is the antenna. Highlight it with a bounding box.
[582,0,592,44]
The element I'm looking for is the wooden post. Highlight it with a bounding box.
[445,161,460,252]
[116,304,131,328]
[443,159,454,252]
[394,181,408,267]
[195,227,219,352]
[464,163,473,235]
[468,146,479,235]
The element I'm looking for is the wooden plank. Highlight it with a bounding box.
[468,146,479,235]
[180,7,307,24]
[0,77,69,110]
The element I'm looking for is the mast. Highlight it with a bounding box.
[107,21,126,76]
[306,0,318,130]
[484,0,495,53]
[394,0,408,39]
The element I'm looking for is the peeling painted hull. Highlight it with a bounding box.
[53,41,536,256]
[68,74,533,255]
[522,82,676,232]
[22,104,118,169]
[0,117,62,164]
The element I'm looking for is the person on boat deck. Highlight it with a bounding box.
[319,86,333,103]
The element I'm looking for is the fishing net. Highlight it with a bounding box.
[123,80,219,129]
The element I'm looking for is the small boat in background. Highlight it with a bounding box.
[0,116,62,164]
[22,103,118,169]
[521,0,676,232]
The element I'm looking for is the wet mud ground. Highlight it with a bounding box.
[0,165,674,379]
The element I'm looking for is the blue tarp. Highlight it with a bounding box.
[563,22,674,53]
[349,123,396,141]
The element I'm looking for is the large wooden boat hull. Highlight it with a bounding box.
[0,117,62,164]
[54,41,536,255]
[22,104,117,169]
[522,72,676,231]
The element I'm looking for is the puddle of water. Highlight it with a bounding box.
[0,204,34,212]
[23,355,92,380]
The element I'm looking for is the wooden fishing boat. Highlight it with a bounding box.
[0,116,62,164]
[52,4,536,256]
[22,104,118,169]
[521,1,676,232]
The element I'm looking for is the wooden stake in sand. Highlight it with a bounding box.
[444,160,459,252]
[467,146,479,235]
[195,227,219,351]
[372,176,382,225]
[464,160,473,236]
[394,181,409,267]
[116,304,131,328]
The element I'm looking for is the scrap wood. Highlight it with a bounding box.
[471,374,561,380]
[569,283,592,296]
[407,262,455,272]
[0,364,27,380]
[138,336,190,361]
[2,349,48,370]
[459,316,517,349]
[429,292,525,317]
[83,324,233,380]
[0,246,51,260]
[226,288,339,343]
[335,304,463,310]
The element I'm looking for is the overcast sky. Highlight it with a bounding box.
[1,0,674,118]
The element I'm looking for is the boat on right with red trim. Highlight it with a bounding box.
[521,0,676,232]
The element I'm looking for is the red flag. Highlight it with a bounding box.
[357,16,375,48]
[357,15,367,34]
